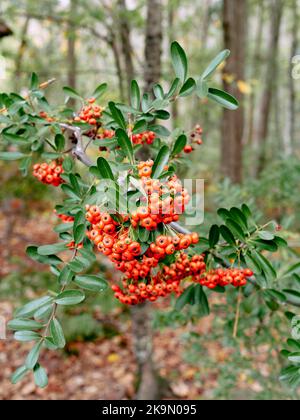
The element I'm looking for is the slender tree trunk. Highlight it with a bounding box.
[255,0,283,176]
[132,0,163,401]
[168,0,178,126]
[221,0,247,184]
[117,0,135,100]
[246,1,264,148]
[67,0,77,107]
[144,0,163,93]
[107,29,126,102]
[201,0,212,47]
[285,0,298,156]
[14,17,30,90]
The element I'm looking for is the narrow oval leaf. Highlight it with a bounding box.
[172,134,187,156]
[201,49,230,80]
[179,78,196,97]
[152,145,170,179]
[93,83,108,99]
[11,366,29,384]
[171,42,188,83]
[50,318,66,349]
[220,225,236,246]
[55,290,85,306]
[175,285,195,311]
[116,128,134,163]
[37,243,66,256]
[25,341,43,369]
[33,364,48,388]
[63,86,82,100]
[14,330,41,342]
[74,275,108,292]
[209,225,220,248]
[16,296,53,318]
[97,157,115,180]
[8,318,42,331]
[108,102,126,129]
[258,231,275,241]
[207,88,239,110]
[0,151,26,160]
[130,80,140,109]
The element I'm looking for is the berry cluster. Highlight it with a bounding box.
[183,125,204,154]
[97,129,115,140]
[131,162,190,230]
[33,161,64,187]
[132,131,156,146]
[74,98,103,125]
[148,234,199,260]
[55,211,74,223]
[39,111,55,123]
[198,268,253,289]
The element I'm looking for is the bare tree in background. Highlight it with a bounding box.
[144,0,163,93]
[285,0,298,156]
[255,0,283,175]
[117,0,135,100]
[67,0,77,107]
[221,0,247,184]
[14,17,30,90]
[132,0,163,401]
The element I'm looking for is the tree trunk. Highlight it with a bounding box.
[255,0,283,175]
[144,0,163,93]
[132,0,163,401]
[0,19,12,38]
[117,0,135,100]
[221,0,247,184]
[285,0,298,156]
[67,0,77,108]
[14,18,30,90]
[245,0,264,148]
[168,0,178,126]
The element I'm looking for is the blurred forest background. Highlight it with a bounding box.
[0,0,300,400]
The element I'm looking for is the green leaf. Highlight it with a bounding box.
[241,204,252,219]
[93,83,108,99]
[152,145,170,179]
[11,366,29,384]
[34,304,53,321]
[116,128,134,163]
[25,341,43,369]
[167,78,181,98]
[14,330,41,342]
[0,151,26,160]
[179,78,196,97]
[16,296,53,318]
[175,285,195,311]
[207,88,239,110]
[283,262,300,278]
[54,134,65,152]
[63,86,82,100]
[108,102,126,129]
[252,250,276,281]
[138,227,150,243]
[26,246,62,265]
[130,80,140,109]
[282,289,300,305]
[50,318,66,349]
[62,156,74,173]
[37,243,66,255]
[55,290,85,306]
[133,119,147,134]
[153,84,164,99]
[220,225,236,246]
[58,265,74,286]
[148,124,171,138]
[172,134,187,156]
[217,208,231,222]
[244,253,262,274]
[258,231,275,241]
[229,207,248,230]
[33,364,48,388]
[194,285,210,316]
[263,289,286,303]
[209,225,220,248]
[74,224,85,244]
[8,319,42,331]
[225,219,245,241]
[171,41,188,83]
[96,157,115,180]
[201,49,230,80]
[74,275,108,292]
[287,339,300,351]
[288,352,300,364]
[30,72,39,90]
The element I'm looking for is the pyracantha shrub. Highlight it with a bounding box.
[0,43,298,389]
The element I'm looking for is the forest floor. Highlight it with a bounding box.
[0,209,294,400]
